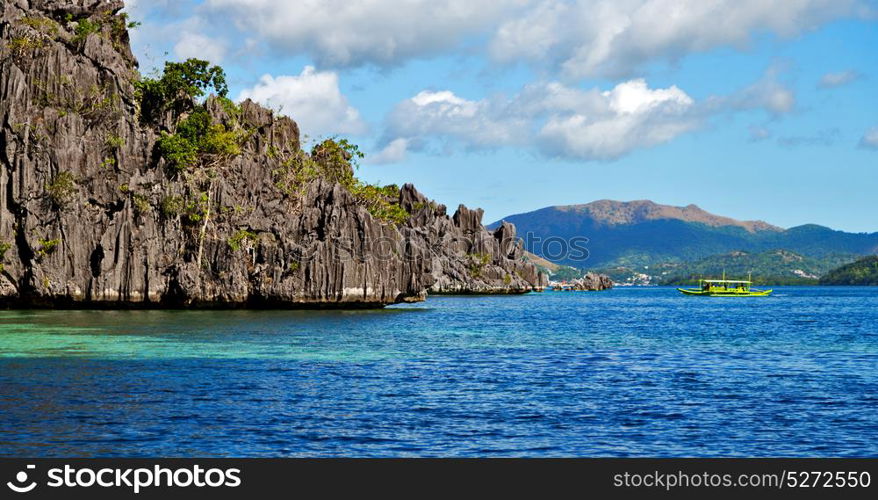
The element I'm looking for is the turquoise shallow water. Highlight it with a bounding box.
[0,286,876,457]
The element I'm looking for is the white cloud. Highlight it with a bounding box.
[491,0,862,78]
[605,79,693,114]
[200,0,865,73]
[860,127,878,150]
[382,90,527,151]
[740,81,796,115]
[174,32,227,64]
[237,67,367,137]
[371,66,808,163]
[202,0,526,67]
[817,70,862,89]
[536,79,697,159]
[366,139,411,164]
[374,79,697,162]
[124,1,198,73]
[711,65,797,116]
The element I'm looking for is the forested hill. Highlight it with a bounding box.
[819,256,878,286]
[657,250,855,286]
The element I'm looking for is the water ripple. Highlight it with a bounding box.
[0,286,876,457]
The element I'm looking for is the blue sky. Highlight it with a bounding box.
[126,0,877,232]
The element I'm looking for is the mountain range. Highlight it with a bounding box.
[491,200,878,281]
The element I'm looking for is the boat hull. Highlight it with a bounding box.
[677,288,773,297]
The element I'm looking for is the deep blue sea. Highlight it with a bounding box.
[1,287,876,457]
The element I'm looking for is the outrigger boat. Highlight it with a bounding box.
[677,272,772,297]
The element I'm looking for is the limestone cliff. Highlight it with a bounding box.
[400,187,547,294]
[0,0,544,307]
[550,272,613,291]
[570,272,614,291]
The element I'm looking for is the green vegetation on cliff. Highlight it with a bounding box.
[549,266,585,281]
[156,106,245,173]
[140,59,409,226]
[136,59,229,123]
[819,256,878,285]
[271,136,410,225]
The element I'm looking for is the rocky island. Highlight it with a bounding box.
[0,0,546,308]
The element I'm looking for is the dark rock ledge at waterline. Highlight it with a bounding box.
[0,0,552,308]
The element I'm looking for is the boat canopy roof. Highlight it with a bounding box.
[701,279,751,283]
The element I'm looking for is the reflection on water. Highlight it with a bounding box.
[1,287,876,457]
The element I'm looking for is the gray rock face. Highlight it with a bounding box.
[400,186,547,294]
[0,0,544,307]
[569,272,614,291]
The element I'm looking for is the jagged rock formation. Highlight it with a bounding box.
[552,272,613,291]
[571,272,613,291]
[0,0,544,307]
[400,187,547,294]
